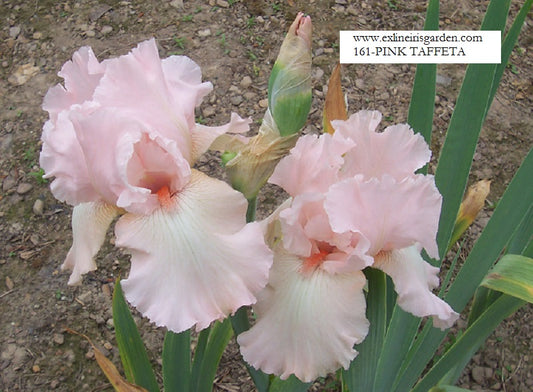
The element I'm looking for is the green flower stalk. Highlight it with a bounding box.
[219,12,313,200]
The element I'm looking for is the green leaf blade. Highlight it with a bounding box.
[373,1,439,390]
[343,268,388,391]
[407,0,439,150]
[268,375,311,392]
[163,330,191,392]
[394,147,533,392]
[435,0,511,258]
[112,280,159,392]
[196,319,233,392]
[412,295,524,391]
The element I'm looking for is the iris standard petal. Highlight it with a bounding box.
[42,46,105,122]
[334,112,431,181]
[325,174,441,259]
[93,39,212,162]
[269,133,354,196]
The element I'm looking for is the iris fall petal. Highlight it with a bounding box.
[115,170,273,332]
[62,202,120,285]
[238,249,369,382]
[373,246,459,330]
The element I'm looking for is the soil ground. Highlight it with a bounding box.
[1,0,532,391]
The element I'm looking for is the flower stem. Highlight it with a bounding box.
[246,197,257,223]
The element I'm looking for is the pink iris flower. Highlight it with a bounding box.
[238,110,458,382]
[41,39,273,333]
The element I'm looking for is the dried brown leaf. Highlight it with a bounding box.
[323,63,347,134]
[66,328,148,392]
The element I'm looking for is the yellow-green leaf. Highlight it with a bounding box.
[482,254,533,303]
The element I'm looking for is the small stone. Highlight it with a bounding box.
[259,98,268,108]
[106,318,114,328]
[355,78,365,89]
[12,346,28,370]
[169,0,183,8]
[16,183,33,195]
[9,26,21,39]
[32,364,40,373]
[436,74,452,86]
[5,276,14,290]
[103,342,113,350]
[197,29,211,38]
[471,366,486,384]
[85,30,95,37]
[50,380,60,389]
[216,0,229,7]
[53,333,65,345]
[101,25,113,34]
[230,95,243,106]
[243,92,256,100]
[379,92,390,100]
[202,106,216,118]
[32,32,43,39]
[33,199,44,215]
[256,16,264,23]
[30,234,39,245]
[101,283,111,297]
[240,76,252,89]
[2,176,16,192]
[9,64,40,86]
[313,67,324,80]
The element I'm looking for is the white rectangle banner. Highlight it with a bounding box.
[339,31,501,64]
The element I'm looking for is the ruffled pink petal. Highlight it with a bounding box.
[277,193,371,272]
[373,246,459,330]
[331,110,382,145]
[62,202,120,285]
[337,113,431,180]
[278,193,328,258]
[70,108,191,214]
[191,112,251,162]
[42,46,105,122]
[93,39,212,162]
[269,133,354,196]
[238,249,369,382]
[40,112,99,205]
[325,174,441,259]
[115,170,273,333]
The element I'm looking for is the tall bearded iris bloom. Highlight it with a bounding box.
[41,39,273,333]
[238,110,458,382]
